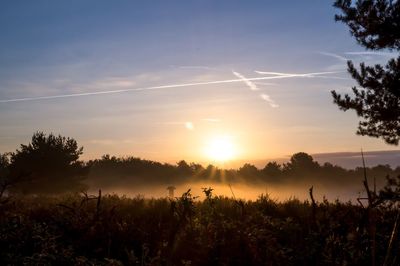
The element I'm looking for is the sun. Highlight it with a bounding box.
[204,135,236,162]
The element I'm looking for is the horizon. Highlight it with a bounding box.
[88,149,400,170]
[2,131,400,169]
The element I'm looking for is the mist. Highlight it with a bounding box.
[82,152,397,202]
[86,179,379,203]
[88,182,365,202]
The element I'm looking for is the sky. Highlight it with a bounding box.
[0,0,399,165]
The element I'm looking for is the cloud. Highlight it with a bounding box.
[319,51,396,71]
[173,65,220,71]
[161,121,195,130]
[317,52,348,61]
[88,139,137,145]
[253,82,278,86]
[160,121,185,125]
[92,78,136,88]
[202,118,221,122]
[345,51,395,57]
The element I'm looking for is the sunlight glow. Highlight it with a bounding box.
[185,122,194,130]
[204,135,236,162]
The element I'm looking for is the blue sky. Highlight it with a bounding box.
[0,1,398,164]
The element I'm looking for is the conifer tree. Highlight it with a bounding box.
[331,0,400,145]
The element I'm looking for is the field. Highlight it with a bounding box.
[1,188,398,266]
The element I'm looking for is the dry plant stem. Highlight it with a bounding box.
[361,149,376,266]
[228,184,236,200]
[361,149,373,206]
[96,189,102,220]
[383,209,400,266]
[309,186,317,227]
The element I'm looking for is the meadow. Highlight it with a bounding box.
[1,186,399,266]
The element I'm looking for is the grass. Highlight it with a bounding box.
[0,189,398,265]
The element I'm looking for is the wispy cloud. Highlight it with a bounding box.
[309,75,350,80]
[170,65,220,71]
[317,52,350,71]
[317,52,348,61]
[319,51,396,71]
[88,139,138,145]
[202,118,221,122]
[159,121,182,125]
[255,70,340,77]
[254,82,278,86]
[345,51,395,57]
[92,78,136,88]
[161,121,195,130]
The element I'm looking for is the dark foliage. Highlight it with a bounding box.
[87,152,400,190]
[379,174,400,204]
[9,132,88,194]
[0,153,11,198]
[0,189,398,265]
[3,136,399,195]
[332,0,400,145]
[331,58,400,145]
[334,0,400,50]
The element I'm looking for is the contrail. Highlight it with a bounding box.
[255,71,348,80]
[345,51,395,56]
[317,52,348,61]
[254,70,340,76]
[260,94,279,108]
[233,70,278,108]
[232,71,260,91]
[0,71,341,103]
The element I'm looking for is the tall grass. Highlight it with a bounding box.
[0,190,398,265]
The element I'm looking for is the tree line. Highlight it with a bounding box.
[88,151,400,189]
[1,132,399,195]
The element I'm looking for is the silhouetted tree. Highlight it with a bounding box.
[285,152,319,173]
[189,163,204,173]
[331,0,400,145]
[379,175,400,204]
[0,153,11,198]
[176,160,193,177]
[81,153,400,188]
[261,161,282,181]
[238,163,260,181]
[0,153,9,179]
[9,132,88,194]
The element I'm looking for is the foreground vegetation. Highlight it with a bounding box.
[0,186,399,266]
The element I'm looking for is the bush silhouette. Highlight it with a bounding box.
[9,132,88,194]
